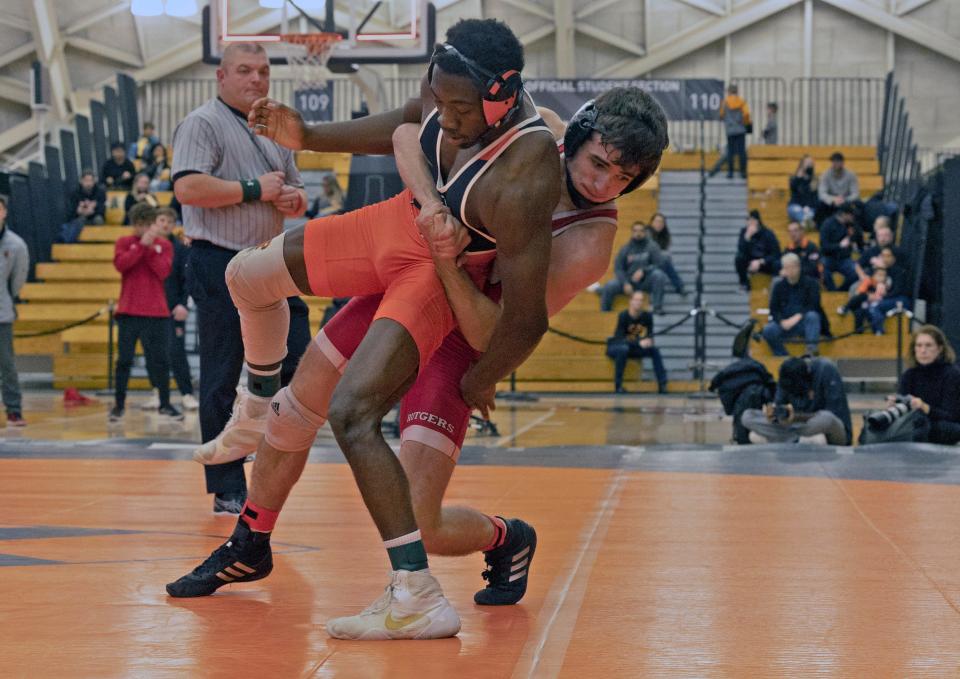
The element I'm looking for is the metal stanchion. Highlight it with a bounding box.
[686,114,716,399]
[887,301,914,382]
[497,370,538,402]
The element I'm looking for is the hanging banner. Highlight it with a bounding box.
[293,83,334,123]
[524,79,725,121]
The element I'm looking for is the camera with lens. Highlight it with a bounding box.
[772,404,791,423]
[865,395,912,431]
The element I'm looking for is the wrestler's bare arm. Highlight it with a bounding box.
[392,122,444,210]
[249,90,424,154]
[431,220,616,352]
[459,138,561,402]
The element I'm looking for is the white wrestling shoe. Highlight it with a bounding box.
[193,386,268,465]
[326,570,461,641]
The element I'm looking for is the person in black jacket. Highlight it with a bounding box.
[68,170,106,225]
[783,220,821,282]
[787,155,817,228]
[123,173,159,225]
[157,207,197,410]
[819,203,862,291]
[606,291,668,394]
[742,356,852,445]
[762,253,822,356]
[101,142,136,190]
[735,210,780,291]
[896,325,960,444]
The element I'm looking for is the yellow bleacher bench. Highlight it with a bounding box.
[16,303,104,322]
[79,226,133,243]
[36,263,120,281]
[749,159,879,175]
[51,244,116,262]
[660,152,722,171]
[19,282,120,303]
[748,145,876,160]
[748,174,883,193]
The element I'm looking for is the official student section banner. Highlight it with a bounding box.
[524,79,725,122]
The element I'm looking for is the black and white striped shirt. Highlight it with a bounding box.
[172,97,303,251]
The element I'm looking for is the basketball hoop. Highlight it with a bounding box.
[280,33,343,89]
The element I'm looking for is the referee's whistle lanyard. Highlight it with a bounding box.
[221,98,281,174]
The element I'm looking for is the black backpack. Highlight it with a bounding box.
[710,358,777,444]
[709,358,776,415]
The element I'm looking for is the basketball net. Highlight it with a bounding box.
[280,33,342,90]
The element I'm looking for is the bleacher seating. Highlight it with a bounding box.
[19,145,893,393]
[738,145,902,385]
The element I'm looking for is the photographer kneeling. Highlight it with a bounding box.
[742,356,852,445]
[895,325,960,444]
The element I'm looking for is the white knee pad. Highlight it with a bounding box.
[226,234,303,367]
[265,386,327,452]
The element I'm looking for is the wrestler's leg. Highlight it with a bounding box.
[399,442,495,556]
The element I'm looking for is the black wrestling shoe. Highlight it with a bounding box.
[474,518,537,606]
[166,519,272,598]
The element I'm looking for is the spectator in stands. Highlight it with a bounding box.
[787,155,817,230]
[838,266,890,334]
[145,144,172,192]
[647,212,686,296]
[855,216,901,279]
[714,84,751,179]
[762,253,822,356]
[102,142,136,191]
[896,325,960,445]
[742,356,852,445]
[865,247,911,334]
[157,206,197,410]
[123,172,159,225]
[109,203,182,423]
[130,122,160,162]
[0,197,29,427]
[304,172,345,218]
[68,170,106,226]
[735,209,780,291]
[762,102,778,144]
[600,222,668,314]
[606,291,668,394]
[819,204,862,291]
[816,151,860,224]
[783,220,821,282]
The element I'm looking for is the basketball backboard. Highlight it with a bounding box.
[204,0,435,66]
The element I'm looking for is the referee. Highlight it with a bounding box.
[172,42,310,515]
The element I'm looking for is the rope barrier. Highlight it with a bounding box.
[711,308,905,345]
[14,306,109,338]
[547,305,885,349]
[545,309,695,345]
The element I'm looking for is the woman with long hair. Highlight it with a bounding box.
[787,155,817,229]
[647,212,686,296]
[896,324,960,444]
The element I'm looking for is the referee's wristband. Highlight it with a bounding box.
[240,179,262,202]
